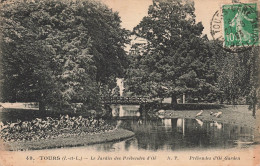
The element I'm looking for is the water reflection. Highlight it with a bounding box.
[195,119,203,127]
[0,105,255,152]
[111,105,140,117]
[86,105,254,152]
[90,118,254,152]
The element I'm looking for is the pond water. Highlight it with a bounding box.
[81,105,255,151]
[97,118,253,151]
[0,105,255,152]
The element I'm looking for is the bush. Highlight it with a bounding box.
[139,102,225,112]
[161,103,225,110]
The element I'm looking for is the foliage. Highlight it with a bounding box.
[214,43,259,110]
[98,76,118,97]
[161,103,225,110]
[0,0,129,111]
[83,4,130,85]
[0,115,115,142]
[248,47,260,116]
[126,0,220,104]
[126,0,259,113]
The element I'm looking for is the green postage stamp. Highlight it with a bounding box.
[222,3,259,47]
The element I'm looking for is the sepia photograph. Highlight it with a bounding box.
[0,0,259,165]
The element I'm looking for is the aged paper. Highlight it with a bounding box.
[0,0,259,165]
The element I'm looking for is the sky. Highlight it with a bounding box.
[101,0,258,38]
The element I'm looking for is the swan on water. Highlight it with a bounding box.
[195,110,203,117]
[213,112,222,118]
[158,109,165,114]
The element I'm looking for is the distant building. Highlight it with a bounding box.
[129,35,148,56]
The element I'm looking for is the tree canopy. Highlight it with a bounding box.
[125,0,259,113]
[0,0,129,111]
[126,0,220,104]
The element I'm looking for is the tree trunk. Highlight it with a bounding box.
[220,98,224,104]
[171,94,177,106]
[252,104,256,117]
[252,89,257,117]
[254,107,260,144]
[39,101,46,112]
[182,93,185,104]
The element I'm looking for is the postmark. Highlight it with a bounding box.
[211,3,259,53]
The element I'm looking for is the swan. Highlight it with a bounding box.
[196,110,203,117]
[213,112,222,118]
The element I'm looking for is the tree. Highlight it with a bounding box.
[79,2,130,86]
[126,0,219,104]
[0,0,129,111]
[244,47,259,117]
[0,0,99,111]
[213,40,259,109]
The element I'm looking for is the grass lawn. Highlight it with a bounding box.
[162,105,257,128]
[161,105,260,144]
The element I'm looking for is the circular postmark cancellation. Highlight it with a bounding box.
[210,3,259,53]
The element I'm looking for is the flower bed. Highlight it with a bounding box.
[0,115,135,151]
[0,115,115,142]
[1,128,135,151]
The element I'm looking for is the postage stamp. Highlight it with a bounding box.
[211,3,259,52]
[222,3,258,47]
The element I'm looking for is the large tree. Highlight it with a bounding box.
[80,3,130,85]
[126,0,220,104]
[0,0,129,111]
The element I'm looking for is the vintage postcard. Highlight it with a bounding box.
[0,0,259,165]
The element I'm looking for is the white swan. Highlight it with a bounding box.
[196,110,203,117]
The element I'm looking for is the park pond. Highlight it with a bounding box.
[0,105,255,151]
